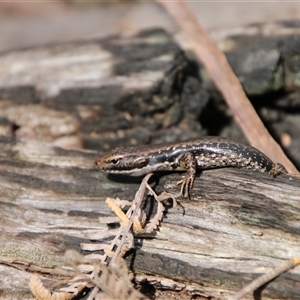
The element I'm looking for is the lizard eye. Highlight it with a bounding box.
[110,158,120,165]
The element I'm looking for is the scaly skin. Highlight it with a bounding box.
[95,136,287,197]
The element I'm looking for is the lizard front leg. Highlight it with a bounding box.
[176,152,197,198]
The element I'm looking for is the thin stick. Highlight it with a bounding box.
[231,257,300,300]
[86,286,99,300]
[111,173,153,261]
[157,0,298,174]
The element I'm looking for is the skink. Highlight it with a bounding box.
[95,136,287,197]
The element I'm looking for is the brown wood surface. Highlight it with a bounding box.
[1,136,300,299]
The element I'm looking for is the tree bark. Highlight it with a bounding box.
[1,136,300,299]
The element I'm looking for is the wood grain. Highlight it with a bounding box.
[1,136,300,299]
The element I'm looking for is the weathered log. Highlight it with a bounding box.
[1,136,300,299]
[1,26,300,167]
[0,29,208,152]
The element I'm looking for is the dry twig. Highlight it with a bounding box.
[231,257,300,300]
[157,0,298,174]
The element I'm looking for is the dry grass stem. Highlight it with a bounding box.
[232,257,300,300]
[157,0,298,174]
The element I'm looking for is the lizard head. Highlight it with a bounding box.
[95,148,149,176]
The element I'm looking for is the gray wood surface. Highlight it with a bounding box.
[0,29,208,152]
[1,25,300,169]
[1,136,300,299]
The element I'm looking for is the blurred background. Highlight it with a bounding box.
[1,1,300,53]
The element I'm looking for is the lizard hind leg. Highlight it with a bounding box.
[176,152,197,198]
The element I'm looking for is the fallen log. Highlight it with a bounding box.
[0,136,300,299]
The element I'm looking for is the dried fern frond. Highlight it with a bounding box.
[133,215,145,234]
[157,191,177,207]
[94,258,148,300]
[30,173,170,300]
[145,200,164,233]
[29,274,82,300]
[59,173,173,299]
[114,198,134,208]
[64,249,149,300]
[145,190,175,233]
[106,198,130,224]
